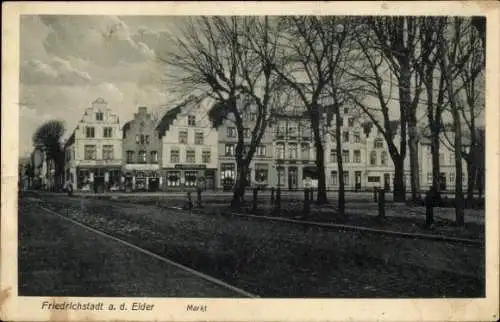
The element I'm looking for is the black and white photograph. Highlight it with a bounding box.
[2,2,499,322]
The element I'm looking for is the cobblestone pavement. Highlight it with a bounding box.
[18,197,247,297]
[21,192,484,298]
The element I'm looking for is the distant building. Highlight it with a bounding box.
[156,101,219,190]
[271,105,319,189]
[122,106,162,191]
[217,107,275,190]
[64,97,122,192]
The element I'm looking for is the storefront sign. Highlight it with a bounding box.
[174,164,206,170]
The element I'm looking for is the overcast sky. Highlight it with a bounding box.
[19,15,192,157]
[18,15,484,158]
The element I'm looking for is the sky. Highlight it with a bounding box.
[18,15,485,158]
[19,15,190,157]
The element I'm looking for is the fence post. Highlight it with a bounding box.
[271,187,275,204]
[275,187,281,212]
[373,187,378,202]
[425,188,435,227]
[309,188,314,203]
[252,187,258,212]
[378,189,385,218]
[186,191,193,211]
[196,187,202,208]
[303,188,310,213]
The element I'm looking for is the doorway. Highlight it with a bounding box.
[384,173,391,191]
[439,172,447,191]
[355,171,362,192]
[288,167,298,190]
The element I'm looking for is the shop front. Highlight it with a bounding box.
[76,166,121,192]
[163,164,216,190]
[122,163,161,192]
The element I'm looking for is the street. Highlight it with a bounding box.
[18,191,484,298]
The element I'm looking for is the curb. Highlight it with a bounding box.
[164,206,484,247]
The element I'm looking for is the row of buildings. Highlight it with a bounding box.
[25,97,475,193]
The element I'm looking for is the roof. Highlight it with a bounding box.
[64,131,75,149]
[122,121,132,139]
[155,101,190,139]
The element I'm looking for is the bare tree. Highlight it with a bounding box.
[437,17,482,226]
[32,120,66,191]
[159,17,286,208]
[415,17,447,211]
[369,17,424,203]
[346,23,408,202]
[259,16,351,204]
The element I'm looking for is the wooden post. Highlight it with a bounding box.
[425,188,435,227]
[275,187,281,212]
[378,189,385,218]
[303,188,310,213]
[196,187,202,208]
[374,187,378,202]
[186,191,193,210]
[252,188,258,212]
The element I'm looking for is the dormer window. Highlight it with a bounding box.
[188,115,196,126]
[96,112,104,121]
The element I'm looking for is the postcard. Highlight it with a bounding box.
[1,1,499,321]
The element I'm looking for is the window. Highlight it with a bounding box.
[449,154,454,165]
[351,150,360,163]
[170,149,180,163]
[301,144,310,160]
[348,118,355,127]
[370,151,377,165]
[288,124,297,137]
[331,171,338,185]
[250,113,257,121]
[342,150,349,163]
[84,145,96,160]
[166,171,181,187]
[330,149,337,162]
[343,107,349,114]
[354,131,361,143]
[427,172,433,184]
[103,127,113,138]
[146,135,150,144]
[343,171,350,185]
[138,150,147,163]
[450,172,455,183]
[244,128,251,138]
[330,133,337,142]
[225,144,235,156]
[256,145,266,157]
[178,131,188,144]
[277,167,285,186]
[126,151,134,163]
[374,138,384,148]
[439,153,444,164]
[276,143,285,159]
[462,172,466,183]
[278,121,287,136]
[86,126,95,138]
[188,115,196,126]
[221,163,236,182]
[381,151,388,166]
[96,112,103,121]
[288,143,298,159]
[185,171,197,187]
[102,145,114,160]
[255,164,269,183]
[135,135,140,144]
[343,131,349,143]
[202,150,211,163]
[367,176,380,183]
[150,151,158,163]
[227,127,236,138]
[186,150,196,163]
[195,131,204,145]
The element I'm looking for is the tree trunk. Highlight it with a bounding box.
[408,120,420,202]
[335,105,345,216]
[431,131,442,202]
[393,156,405,202]
[311,107,328,204]
[466,160,476,207]
[231,160,248,209]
